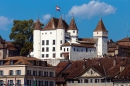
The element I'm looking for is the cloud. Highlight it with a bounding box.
[0,16,13,30]
[42,14,51,23]
[67,0,117,19]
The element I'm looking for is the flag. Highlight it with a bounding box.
[56,5,61,11]
[15,77,17,86]
[33,76,36,86]
[24,77,26,86]
[6,78,7,86]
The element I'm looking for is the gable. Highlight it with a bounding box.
[80,68,102,77]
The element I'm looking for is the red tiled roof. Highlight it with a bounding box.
[43,17,68,31]
[62,42,95,48]
[78,38,98,44]
[34,18,41,30]
[94,18,108,32]
[68,17,78,30]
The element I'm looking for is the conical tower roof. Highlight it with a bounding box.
[34,17,41,30]
[57,16,65,29]
[68,17,78,30]
[94,18,108,32]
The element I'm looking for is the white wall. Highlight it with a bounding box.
[33,30,41,59]
[41,30,57,59]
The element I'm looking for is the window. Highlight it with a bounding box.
[46,47,49,52]
[60,47,62,50]
[60,53,62,57]
[95,79,97,83]
[64,48,65,52]
[90,50,91,52]
[42,48,44,52]
[52,47,55,51]
[27,70,31,75]
[50,72,54,77]
[45,81,48,86]
[53,53,55,58]
[0,80,3,86]
[44,71,48,77]
[9,70,13,75]
[73,31,75,33]
[60,40,62,44]
[46,40,49,45]
[53,40,55,45]
[17,80,21,85]
[0,70,3,76]
[77,49,78,52]
[15,70,21,75]
[84,79,88,83]
[46,54,49,57]
[50,32,52,34]
[81,49,83,52]
[97,32,98,34]
[50,81,54,86]
[74,48,75,51]
[77,31,78,33]
[90,79,93,83]
[10,80,13,86]
[67,48,69,51]
[42,54,44,58]
[86,48,88,52]
[0,61,3,65]
[42,40,44,45]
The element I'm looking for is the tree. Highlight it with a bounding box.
[9,19,44,56]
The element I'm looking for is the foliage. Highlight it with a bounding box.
[9,19,44,56]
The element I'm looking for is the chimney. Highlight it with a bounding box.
[120,57,125,72]
[113,58,116,66]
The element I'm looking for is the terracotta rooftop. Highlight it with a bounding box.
[117,37,130,42]
[56,57,130,81]
[62,42,95,48]
[43,17,68,31]
[68,17,78,30]
[78,38,98,44]
[94,18,108,32]
[1,57,51,67]
[34,18,41,30]
[57,16,65,29]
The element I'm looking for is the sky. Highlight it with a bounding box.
[0,0,130,42]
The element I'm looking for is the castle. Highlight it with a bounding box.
[30,16,108,62]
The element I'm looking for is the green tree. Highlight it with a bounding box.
[9,19,44,56]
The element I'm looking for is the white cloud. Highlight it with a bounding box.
[67,0,117,19]
[0,16,13,30]
[42,14,51,23]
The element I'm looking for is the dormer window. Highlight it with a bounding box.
[0,61,3,65]
[10,60,13,65]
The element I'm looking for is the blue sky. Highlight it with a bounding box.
[0,0,130,42]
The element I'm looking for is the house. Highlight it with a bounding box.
[108,37,130,57]
[30,16,108,65]
[0,36,18,59]
[56,57,130,86]
[0,57,55,86]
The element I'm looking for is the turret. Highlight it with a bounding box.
[67,17,78,43]
[33,17,41,59]
[93,18,108,57]
[56,16,65,59]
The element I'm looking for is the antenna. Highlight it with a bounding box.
[100,12,102,19]
[37,11,39,18]
[127,23,129,37]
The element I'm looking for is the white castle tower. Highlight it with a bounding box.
[56,16,65,59]
[67,17,78,43]
[93,18,108,57]
[33,17,41,59]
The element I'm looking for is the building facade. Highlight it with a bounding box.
[0,57,55,86]
[31,16,108,63]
